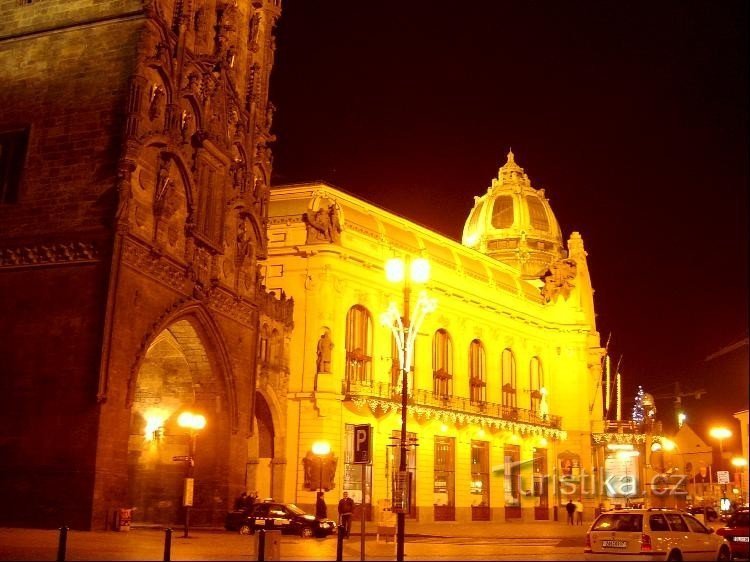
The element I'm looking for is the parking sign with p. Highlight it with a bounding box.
[353,424,371,464]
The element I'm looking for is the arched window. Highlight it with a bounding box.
[530,356,544,412]
[345,305,372,386]
[501,349,516,408]
[432,329,453,398]
[469,339,486,403]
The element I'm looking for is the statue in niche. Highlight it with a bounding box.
[148,84,165,121]
[236,216,251,264]
[305,203,342,244]
[540,258,577,303]
[316,331,333,373]
[153,155,172,216]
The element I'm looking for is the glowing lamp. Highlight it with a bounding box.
[178,412,206,430]
[709,427,732,440]
[312,440,331,456]
[731,457,748,468]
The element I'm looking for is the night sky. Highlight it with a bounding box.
[269,2,748,450]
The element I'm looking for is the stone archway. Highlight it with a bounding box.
[127,318,230,526]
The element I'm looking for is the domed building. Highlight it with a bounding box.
[462,150,564,278]
[261,153,604,524]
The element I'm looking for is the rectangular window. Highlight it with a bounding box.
[504,444,521,518]
[471,440,490,520]
[0,128,29,203]
[434,436,455,521]
[343,424,372,520]
[533,447,549,515]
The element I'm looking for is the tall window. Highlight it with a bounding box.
[432,329,453,398]
[530,356,543,412]
[501,349,517,408]
[470,441,490,520]
[345,305,372,385]
[0,128,29,204]
[504,444,521,518]
[469,339,486,403]
[433,437,455,521]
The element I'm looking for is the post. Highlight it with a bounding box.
[360,463,366,561]
[183,431,196,538]
[258,528,266,562]
[396,277,410,562]
[56,526,68,562]
[163,528,172,562]
[336,524,345,561]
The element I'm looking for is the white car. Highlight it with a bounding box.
[585,508,731,561]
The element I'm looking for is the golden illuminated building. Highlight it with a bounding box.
[263,152,605,522]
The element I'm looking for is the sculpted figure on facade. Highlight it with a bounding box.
[316,330,333,373]
[540,258,577,303]
[304,203,342,244]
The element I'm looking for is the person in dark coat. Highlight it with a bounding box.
[315,491,327,519]
[337,491,355,538]
[565,499,576,525]
[234,492,247,511]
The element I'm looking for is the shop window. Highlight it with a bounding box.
[389,430,417,518]
[504,444,521,518]
[471,441,490,520]
[434,436,455,521]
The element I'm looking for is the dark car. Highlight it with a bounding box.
[686,505,719,522]
[716,508,749,560]
[225,501,336,538]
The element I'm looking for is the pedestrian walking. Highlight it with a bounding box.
[574,499,584,525]
[565,499,575,525]
[315,491,327,519]
[337,491,354,538]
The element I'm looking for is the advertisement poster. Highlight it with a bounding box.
[604,454,639,498]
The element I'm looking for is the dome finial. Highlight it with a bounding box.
[507,147,515,164]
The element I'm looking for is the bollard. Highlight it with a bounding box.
[56,526,68,562]
[257,528,266,562]
[336,524,345,562]
[163,528,173,562]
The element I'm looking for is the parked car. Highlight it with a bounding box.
[225,501,336,538]
[686,505,719,522]
[716,508,749,560]
[585,508,731,561]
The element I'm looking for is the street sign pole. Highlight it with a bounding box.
[353,424,371,562]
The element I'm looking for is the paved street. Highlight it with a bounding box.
[0,521,589,561]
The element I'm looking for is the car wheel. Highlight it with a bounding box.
[667,550,682,562]
[300,526,314,539]
[239,524,253,535]
[716,546,731,561]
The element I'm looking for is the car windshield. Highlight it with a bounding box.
[286,504,305,515]
[592,513,643,532]
[728,512,749,527]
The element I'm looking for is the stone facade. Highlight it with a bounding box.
[264,175,604,523]
[0,0,289,530]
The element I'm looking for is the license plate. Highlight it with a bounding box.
[602,540,628,548]
[734,536,749,542]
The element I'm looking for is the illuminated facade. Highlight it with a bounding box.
[264,152,604,522]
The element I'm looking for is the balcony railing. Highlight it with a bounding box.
[344,379,562,429]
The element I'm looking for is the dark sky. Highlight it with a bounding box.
[269,1,749,449]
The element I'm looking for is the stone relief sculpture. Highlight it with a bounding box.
[540,258,577,303]
[316,331,333,373]
[304,203,342,244]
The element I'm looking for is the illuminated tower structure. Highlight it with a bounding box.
[264,151,604,523]
[0,1,290,530]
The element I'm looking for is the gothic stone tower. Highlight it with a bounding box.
[0,0,290,530]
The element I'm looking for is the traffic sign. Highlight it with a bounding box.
[353,424,371,464]
[716,470,730,484]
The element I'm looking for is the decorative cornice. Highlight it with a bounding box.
[350,397,567,441]
[206,286,257,328]
[0,241,99,269]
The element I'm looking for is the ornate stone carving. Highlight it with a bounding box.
[304,203,342,244]
[540,258,577,303]
[122,238,188,293]
[0,241,99,268]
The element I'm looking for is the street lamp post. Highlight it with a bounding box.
[382,256,435,562]
[177,411,206,539]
